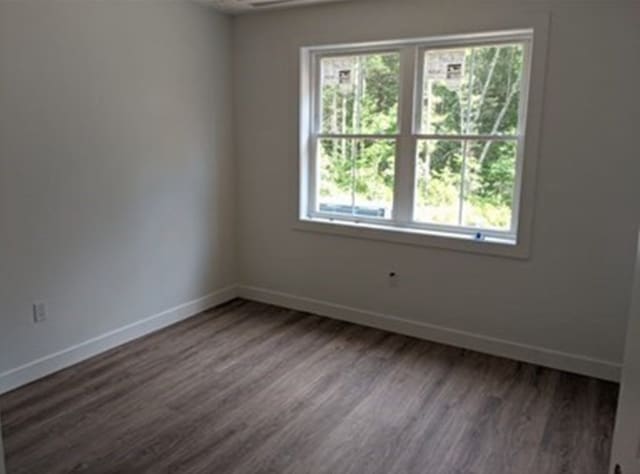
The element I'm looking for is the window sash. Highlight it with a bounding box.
[414,137,520,234]
[305,31,533,243]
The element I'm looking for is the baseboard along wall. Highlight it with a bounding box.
[237,286,621,383]
[0,284,621,395]
[0,286,239,395]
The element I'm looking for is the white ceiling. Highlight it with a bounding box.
[200,0,348,14]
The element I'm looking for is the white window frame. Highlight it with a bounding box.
[298,28,544,259]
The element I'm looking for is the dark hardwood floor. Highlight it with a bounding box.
[0,299,618,474]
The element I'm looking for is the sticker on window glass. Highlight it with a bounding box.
[446,63,462,80]
[322,57,357,92]
[338,70,352,85]
[426,50,465,87]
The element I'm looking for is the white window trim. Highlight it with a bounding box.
[297,26,549,259]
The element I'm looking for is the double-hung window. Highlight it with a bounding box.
[300,30,534,249]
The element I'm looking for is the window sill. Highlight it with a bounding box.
[294,217,530,259]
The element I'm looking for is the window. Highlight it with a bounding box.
[300,30,535,250]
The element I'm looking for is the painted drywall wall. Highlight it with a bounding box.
[0,417,4,474]
[610,229,640,472]
[233,0,640,373]
[0,1,236,376]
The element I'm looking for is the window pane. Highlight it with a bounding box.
[414,140,463,226]
[414,139,517,232]
[462,140,517,231]
[320,52,400,134]
[317,138,395,219]
[421,44,524,135]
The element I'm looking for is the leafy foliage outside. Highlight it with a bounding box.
[318,53,399,217]
[318,45,524,231]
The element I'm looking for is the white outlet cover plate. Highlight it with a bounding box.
[33,302,47,323]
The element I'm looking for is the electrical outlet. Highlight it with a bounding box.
[33,302,47,323]
[388,272,399,288]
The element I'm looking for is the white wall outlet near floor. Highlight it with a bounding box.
[32,302,47,323]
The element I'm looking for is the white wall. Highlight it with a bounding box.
[1,0,638,391]
[0,416,4,474]
[0,2,236,378]
[610,229,640,473]
[233,0,640,378]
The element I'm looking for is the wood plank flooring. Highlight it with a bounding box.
[0,299,618,474]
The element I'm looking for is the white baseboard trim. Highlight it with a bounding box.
[238,285,621,383]
[0,283,620,395]
[0,285,239,395]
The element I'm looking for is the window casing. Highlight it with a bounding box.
[300,30,534,247]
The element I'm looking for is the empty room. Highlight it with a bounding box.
[1,0,639,473]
